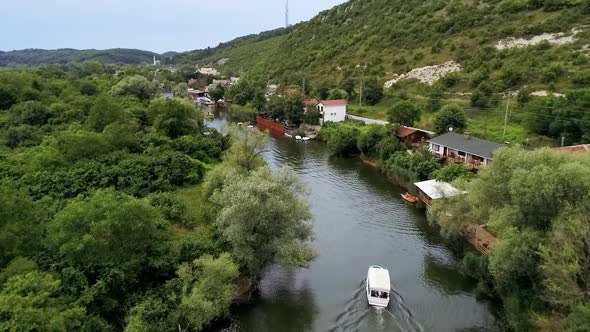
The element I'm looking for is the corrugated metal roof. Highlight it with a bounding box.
[428,132,503,159]
[414,180,465,200]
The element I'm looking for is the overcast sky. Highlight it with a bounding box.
[0,0,347,53]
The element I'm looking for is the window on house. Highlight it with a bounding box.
[432,144,440,152]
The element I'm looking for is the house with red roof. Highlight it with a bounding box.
[317,99,347,123]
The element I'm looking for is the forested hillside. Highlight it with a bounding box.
[189,0,590,84]
[185,0,590,146]
[0,48,162,66]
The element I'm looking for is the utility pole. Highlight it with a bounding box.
[502,90,511,139]
[359,79,363,107]
[302,77,306,94]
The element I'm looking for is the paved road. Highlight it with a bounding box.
[347,114,389,125]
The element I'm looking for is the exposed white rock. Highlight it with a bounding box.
[495,28,582,50]
[530,90,566,98]
[384,61,462,88]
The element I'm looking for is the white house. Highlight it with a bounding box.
[317,99,347,123]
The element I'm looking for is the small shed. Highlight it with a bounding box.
[414,179,465,205]
[397,126,433,146]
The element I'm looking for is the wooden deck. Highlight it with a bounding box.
[463,224,497,255]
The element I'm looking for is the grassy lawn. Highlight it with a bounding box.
[348,95,538,144]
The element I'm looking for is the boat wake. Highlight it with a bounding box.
[328,280,423,332]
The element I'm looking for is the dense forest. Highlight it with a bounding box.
[0,48,164,66]
[0,64,314,330]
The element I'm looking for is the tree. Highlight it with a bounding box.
[175,254,239,331]
[357,124,388,158]
[109,75,156,100]
[202,127,268,199]
[0,187,46,268]
[325,124,361,156]
[430,147,590,330]
[340,78,356,99]
[284,93,305,125]
[362,78,384,106]
[87,96,129,132]
[434,104,467,134]
[0,85,18,110]
[47,189,170,277]
[388,100,421,126]
[225,78,258,105]
[304,107,321,125]
[0,271,89,331]
[11,101,52,127]
[209,85,225,101]
[148,98,203,139]
[210,166,314,276]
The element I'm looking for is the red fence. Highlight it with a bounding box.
[256,116,285,136]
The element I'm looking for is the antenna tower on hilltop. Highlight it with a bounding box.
[285,0,289,28]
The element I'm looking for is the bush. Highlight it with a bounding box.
[321,123,362,156]
[388,101,421,126]
[357,124,388,158]
[434,104,467,134]
[432,163,470,182]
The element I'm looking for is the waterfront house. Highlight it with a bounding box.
[428,132,503,168]
[397,126,434,146]
[317,99,347,123]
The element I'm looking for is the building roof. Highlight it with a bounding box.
[414,180,465,200]
[554,144,590,153]
[428,132,503,159]
[319,99,348,107]
[398,127,418,138]
[305,98,319,106]
[367,266,390,291]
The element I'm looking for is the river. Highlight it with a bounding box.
[207,114,499,332]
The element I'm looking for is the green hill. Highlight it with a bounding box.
[179,0,590,145]
[0,48,162,66]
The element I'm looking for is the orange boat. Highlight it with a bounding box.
[401,193,419,203]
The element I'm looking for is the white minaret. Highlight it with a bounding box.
[285,0,289,28]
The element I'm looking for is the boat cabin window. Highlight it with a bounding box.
[370,290,389,298]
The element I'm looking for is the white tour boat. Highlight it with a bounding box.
[366,265,391,307]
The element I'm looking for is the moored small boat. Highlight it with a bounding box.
[366,265,391,307]
[302,137,310,141]
[285,133,293,138]
[401,193,419,203]
[295,135,302,140]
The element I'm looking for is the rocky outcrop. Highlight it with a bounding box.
[384,61,462,88]
[495,27,582,50]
